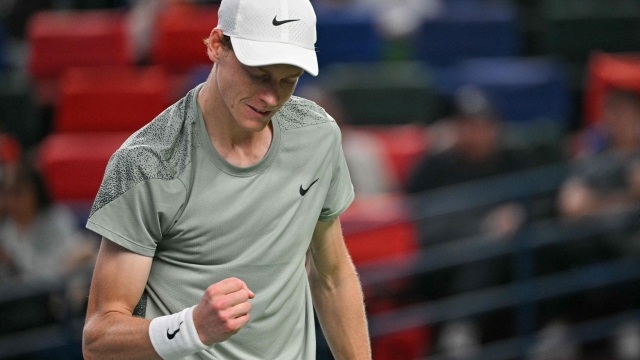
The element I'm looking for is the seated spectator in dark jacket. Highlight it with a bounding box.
[405,87,533,350]
[406,86,530,245]
[560,89,640,220]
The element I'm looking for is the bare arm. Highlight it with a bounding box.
[83,238,254,359]
[308,217,371,360]
[559,177,638,219]
[83,238,159,359]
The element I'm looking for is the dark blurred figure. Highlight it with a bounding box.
[405,86,534,356]
[406,85,530,243]
[0,159,96,282]
[550,89,640,360]
[560,89,640,220]
[0,158,96,353]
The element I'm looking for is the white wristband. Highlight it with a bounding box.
[149,305,209,359]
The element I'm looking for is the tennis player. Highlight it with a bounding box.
[81,0,371,359]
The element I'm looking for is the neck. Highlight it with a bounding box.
[197,68,273,168]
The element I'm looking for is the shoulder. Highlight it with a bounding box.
[90,89,198,217]
[109,87,199,178]
[276,96,336,132]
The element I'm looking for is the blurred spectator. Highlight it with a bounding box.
[559,89,640,219]
[406,85,530,242]
[0,159,96,282]
[555,89,640,358]
[405,86,534,351]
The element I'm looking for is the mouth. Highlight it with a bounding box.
[247,105,273,118]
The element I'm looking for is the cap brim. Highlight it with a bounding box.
[230,37,318,77]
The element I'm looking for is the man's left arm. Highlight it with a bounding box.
[308,217,371,360]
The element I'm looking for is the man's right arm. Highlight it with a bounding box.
[83,238,255,359]
[82,238,160,359]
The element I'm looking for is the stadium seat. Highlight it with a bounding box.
[38,132,130,201]
[435,57,570,125]
[343,213,430,359]
[322,62,440,125]
[364,125,430,187]
[540,0,640,64]
[344,221,418,266]
[152,3,218,73]
[0,134,21,165]
[56,66,170,133]
[27,10,131,80]
[372,325,431,360]
[314,4,382,68]
[584,53,640,125]
[414,0,520,66]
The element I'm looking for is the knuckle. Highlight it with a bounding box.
[205,287,218,299]
[224,322,236,333]
[212,298,227,311]
[219,311,231,322]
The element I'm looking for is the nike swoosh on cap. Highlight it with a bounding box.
[273,16,300,26]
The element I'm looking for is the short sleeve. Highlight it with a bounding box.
[319,123,355,221]
[86,148,187,257]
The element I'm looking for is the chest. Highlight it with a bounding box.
[158,145,334,266]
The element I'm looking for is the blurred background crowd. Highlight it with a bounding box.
[1,0,640,359]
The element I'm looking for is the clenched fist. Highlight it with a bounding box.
[192,277,255,345]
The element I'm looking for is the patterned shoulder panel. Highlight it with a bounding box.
[276,96,333,131]
[89,89,199,218]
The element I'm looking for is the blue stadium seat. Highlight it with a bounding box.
[435,57,571,126]
[314,4,383,68]
[414,0,520,66]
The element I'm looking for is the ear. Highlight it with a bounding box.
[206,28,225,63]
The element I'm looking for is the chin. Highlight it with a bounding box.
[237,117,271,133]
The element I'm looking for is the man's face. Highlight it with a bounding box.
[214,46,304,132]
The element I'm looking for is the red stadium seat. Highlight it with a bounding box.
[585,52,640,125]
[38,132,130,201]
[27,10,131,80]
[372,326,431,360]
[56,66,170,133]
[0,134,21,165]
[344,221,418,267]
[152,3,219,73]
[366,125,430,187]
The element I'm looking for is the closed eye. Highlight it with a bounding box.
[282,79,297,87]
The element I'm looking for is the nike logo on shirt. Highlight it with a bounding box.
[300,178,319,196]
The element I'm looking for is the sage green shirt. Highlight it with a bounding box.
[86,84,354,359]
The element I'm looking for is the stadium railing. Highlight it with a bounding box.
[356,163,640,359]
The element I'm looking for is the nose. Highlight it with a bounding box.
[258,81,279,108]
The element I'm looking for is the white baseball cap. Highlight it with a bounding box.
[217,0,319,76]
